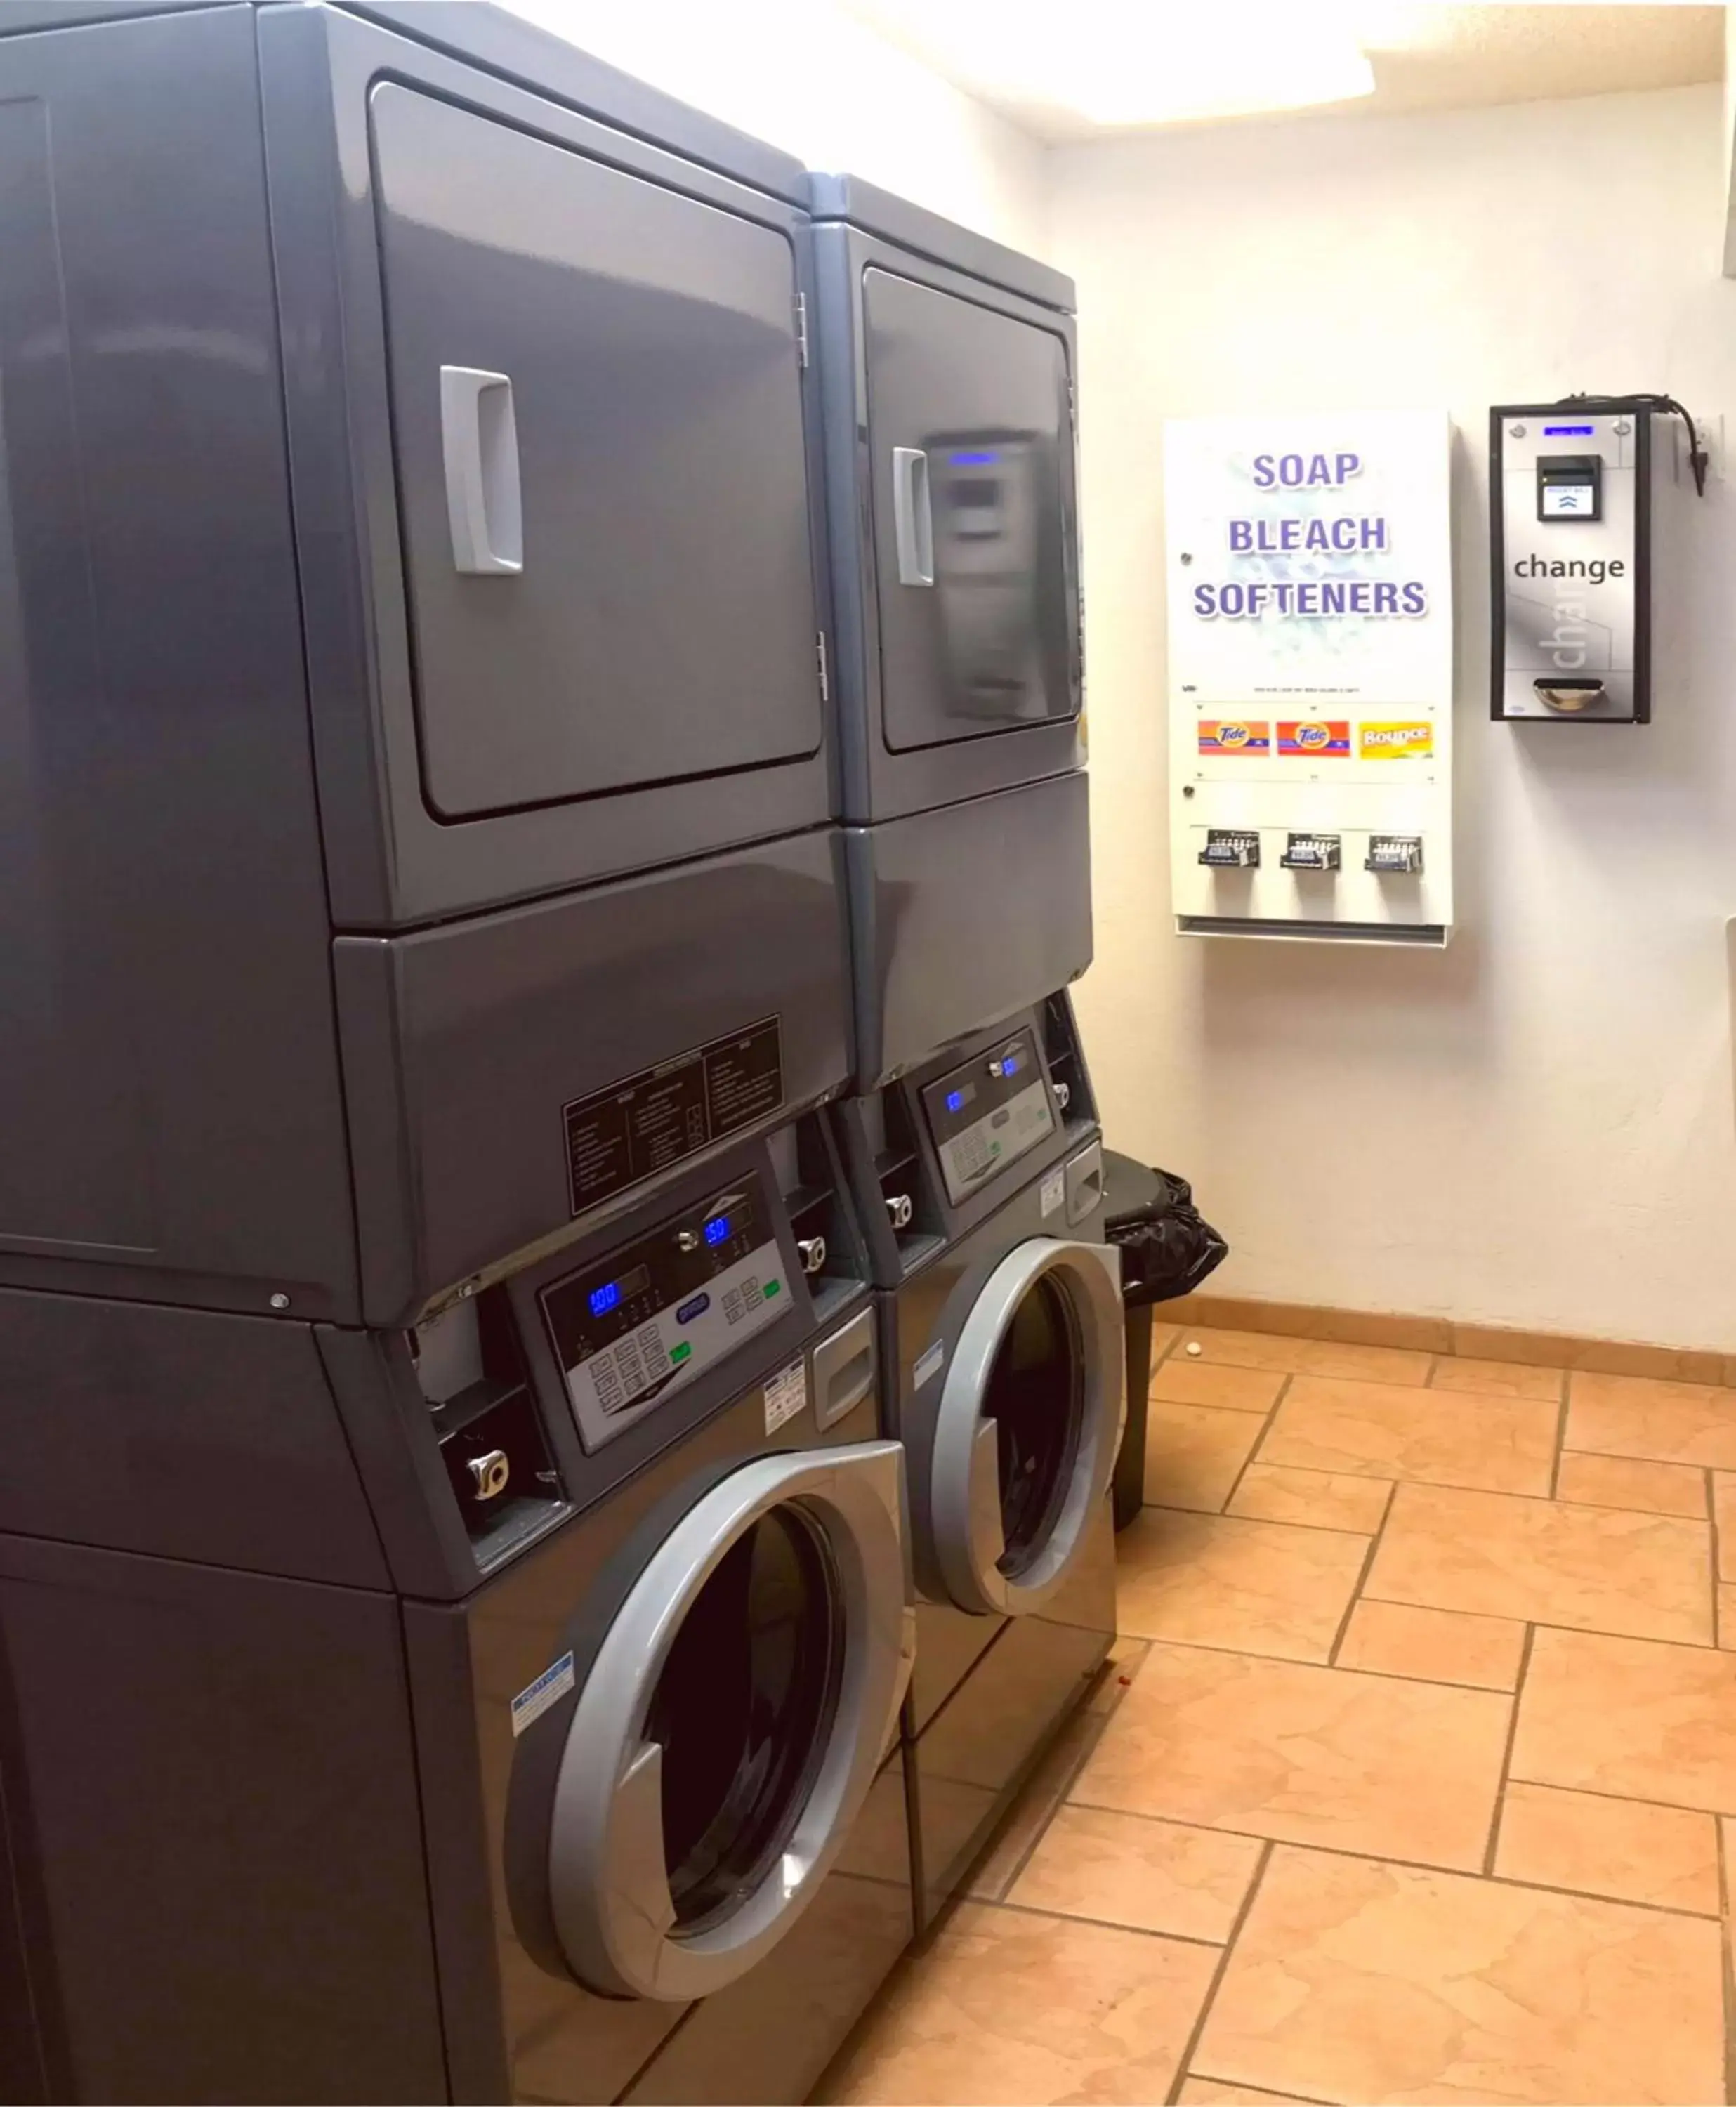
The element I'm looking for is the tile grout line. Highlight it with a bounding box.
[1185,2076,1339,2107]
[1125,1608,1729,1677]
[986,1893,1229,1949]
[1547,1370,1571,1498]
[1143,1502,1388,1540]
[1710,1468,1725,1653]
[1055,1797,1729,1924]
[1480,1622,1534,1877]
[1162,1839,1275,2107]
[1718,1813,1736,2107]
[1327,1473,1395,1666]
[1215,1370,1294,1518]
[1354,1596,1721,1654]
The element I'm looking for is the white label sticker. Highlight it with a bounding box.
[764,1356,808,1433]
[511,1651,575,1738]
[1040,1166,1065,1218]
[914,1339,945,1389]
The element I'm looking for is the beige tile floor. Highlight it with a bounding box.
[821,1322,1736,2106]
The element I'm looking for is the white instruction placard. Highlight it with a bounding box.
[763,1356,808,1433]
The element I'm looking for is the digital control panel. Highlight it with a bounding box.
[540,1172,787,1450]
[921,1028,1056,1205]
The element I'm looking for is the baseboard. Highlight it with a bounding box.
[1152,1289,1736,1389]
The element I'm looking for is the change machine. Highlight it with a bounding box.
[1165,410,1455,945]
[1491,394,1708,723]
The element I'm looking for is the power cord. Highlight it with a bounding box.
[1556,391,1709,497]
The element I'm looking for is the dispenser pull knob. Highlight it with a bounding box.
[885,1193,914,1232]
[797,1235,827,1276]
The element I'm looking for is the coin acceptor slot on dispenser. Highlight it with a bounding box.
[1366,836,1423,875]
[1281,834,1341,872]
[1200,830,1260,868]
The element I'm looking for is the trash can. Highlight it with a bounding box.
[1103,1154,1228,1530]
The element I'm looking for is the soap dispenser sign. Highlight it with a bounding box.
[1164,409,1454,946]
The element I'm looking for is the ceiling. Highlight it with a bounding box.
[841,3,1725,141]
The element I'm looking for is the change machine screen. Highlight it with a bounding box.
[1490,405,1650,722]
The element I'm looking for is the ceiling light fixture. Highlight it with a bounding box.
[846,0,1379,129]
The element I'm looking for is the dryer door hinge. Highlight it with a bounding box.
[795,292,810,369]
[816,630,831,703]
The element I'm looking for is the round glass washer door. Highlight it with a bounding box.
[931,1238,1123,1617]
[539,1443,912,2003]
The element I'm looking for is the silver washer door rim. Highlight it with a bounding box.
[931,1238,1123,1617]
[546,1441,912,2003]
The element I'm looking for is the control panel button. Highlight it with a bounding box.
[676,1292,710,1325]
[1201,829,1260,867]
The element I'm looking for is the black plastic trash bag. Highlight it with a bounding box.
[1105,1164,1228,1307]
[1103,1155,1230,1530]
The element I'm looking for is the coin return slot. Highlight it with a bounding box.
[1533,678,1605,713]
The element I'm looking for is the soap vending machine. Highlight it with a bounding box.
[1164,410,1454,945]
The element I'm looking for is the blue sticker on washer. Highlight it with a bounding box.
[511,1651,575,1737]
[914,1339,945,1389]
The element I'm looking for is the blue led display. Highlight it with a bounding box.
[1003,1054,1021,1075]
[945,1089,966,1113]
[704,1216,731,1246]
[1543,425,1595,436]
[588,1280,620,1318]
[949,449,999,466]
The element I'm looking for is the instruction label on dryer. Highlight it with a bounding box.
[763,1356,808,1433]
[511,1652,575,1738]
[563,1017,784,1215]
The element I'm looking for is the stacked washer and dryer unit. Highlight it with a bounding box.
[0,7,1121,2105]
[809,178,1123,1934]
[0,8,907,2104]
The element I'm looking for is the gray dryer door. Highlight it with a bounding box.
[931,1240,1122,1617]
[544,1444,912,2002]
[370,84,822,821]
[864,270,1078,753]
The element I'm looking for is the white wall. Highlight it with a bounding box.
[1054,84,1736,1349]
[497,0,1050,254]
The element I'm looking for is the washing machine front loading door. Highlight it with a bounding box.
[931,1240,1123,1617]
[541,1443,912,2004]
